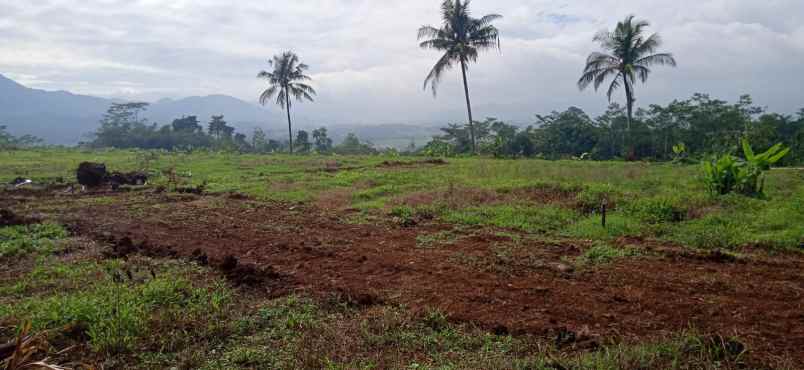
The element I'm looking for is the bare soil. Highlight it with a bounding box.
[4,189,803,366]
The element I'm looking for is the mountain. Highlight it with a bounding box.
[0,73,440,148]
[0,74,110,144]
[0,74,287,144]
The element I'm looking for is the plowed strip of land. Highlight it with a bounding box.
[9,191,804,365]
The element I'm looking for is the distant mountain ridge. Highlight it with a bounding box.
[0,73,442,148]
[0,73,290,145]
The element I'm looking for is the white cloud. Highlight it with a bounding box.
[1,0,802,124]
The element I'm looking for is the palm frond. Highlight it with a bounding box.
[634,52,676,67]
[606,73,623,102]
[259,85,279,106]
[423,52,455,96]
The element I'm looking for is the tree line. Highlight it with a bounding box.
[87,102,380,155]
[419,94,804,165]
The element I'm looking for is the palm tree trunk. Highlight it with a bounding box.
[459,59,476,154]
[285,91,293,154]
[623,74,634,159]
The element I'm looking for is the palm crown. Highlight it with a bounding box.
[258,52,316,108]
[578,15,676,129]
[418,0,501,153]
[257,51,316,153]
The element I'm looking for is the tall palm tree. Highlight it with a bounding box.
[418,0,501,154]
[257,51,316,154]
[578,15,676,134]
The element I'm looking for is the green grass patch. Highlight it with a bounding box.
[0,223,68,258]
[2,258,232,355]
[444,205,576,233]
[575,243,642,266]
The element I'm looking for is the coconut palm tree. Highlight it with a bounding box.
[578,15,676,134]
[257,51,316,154]
[418,0,501,154]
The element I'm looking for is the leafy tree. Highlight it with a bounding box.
[578,15,676,145]
[534,107,598,158]
[234,133,251,152]
[334,133,377,155]
[94,102,151,148]
[208,115,231,139]
[171,116,202,133]
[312,127,333,153]
[258,51,317,154]
[418,0,502,154]
[251,127,269,153]
[295,130,312,153]
[0,125,42,149]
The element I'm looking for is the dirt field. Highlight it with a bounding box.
[5,187,803,366]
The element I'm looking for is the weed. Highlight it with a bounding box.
[575,243,641,265]
[0,223,67,258]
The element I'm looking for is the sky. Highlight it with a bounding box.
[1,0,803,125]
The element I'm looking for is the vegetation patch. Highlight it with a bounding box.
[574,242,642,266]
[444,205,577,233]
[0,223,68,258]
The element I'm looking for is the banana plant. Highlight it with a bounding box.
[702,138,790,196]
[742,138,790,170]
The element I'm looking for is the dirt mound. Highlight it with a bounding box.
[218,254,283,287]
[0,209,38,227]
[76,162,108,187]
[76,162,148,188]
[378,159,448,168]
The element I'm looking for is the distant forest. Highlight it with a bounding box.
[50,93,801,165]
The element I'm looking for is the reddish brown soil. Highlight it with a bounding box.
[5,190,804,366]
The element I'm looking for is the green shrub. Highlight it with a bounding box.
[623,196,687,223]
[702,139,790,196]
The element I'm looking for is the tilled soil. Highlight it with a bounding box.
[6,190,804,365]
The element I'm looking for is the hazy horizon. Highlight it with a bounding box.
[2,0,803,125]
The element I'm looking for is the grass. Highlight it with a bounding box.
[574,242,642,266]
[0,223,68,258]
[5,148,800,250]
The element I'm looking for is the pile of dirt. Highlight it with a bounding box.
[0,208,38,227]
[76,162,147,188]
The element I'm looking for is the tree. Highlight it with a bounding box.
[578,15,676,147]
[257,51,317,154]
[0,125,42,149]
[534,107,598,158]
[418,0,501,154]
[171,116,202,133]
[208,115,229,139]
[334,133,377,155]
[295,130,312,153]
[312,127,333,153]
[94,102,150,148]
[252,127,269,153]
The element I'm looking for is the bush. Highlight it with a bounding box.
[624,196,687,223]
[702,139,789,196]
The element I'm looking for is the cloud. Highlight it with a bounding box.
[1,0,802,125]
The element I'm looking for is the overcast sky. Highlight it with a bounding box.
[2,0,803,124]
